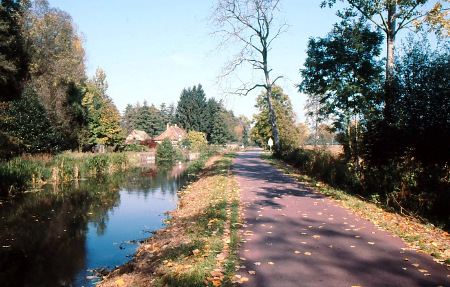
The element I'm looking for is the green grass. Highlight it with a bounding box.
[154,153,240,286]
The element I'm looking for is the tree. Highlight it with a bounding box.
[25,0,87,147]
[82,68,124,146]
[204,98,222,142]
[176,84,207,132]
[299,20,383,165]
[0,0,29,101]
[251,86,301,151]
[321,0,450,81]
[210,110,233,145]
[210,0,288,151]
[134,101,164,137]
[159,102,176,127]
[156,138,175,165]
[1,85,62,153]
[365,36,450,166]
[122,103,136,135]
[184,131,207,152]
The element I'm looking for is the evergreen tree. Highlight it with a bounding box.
[176,84,207,132]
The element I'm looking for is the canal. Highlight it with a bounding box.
[0,164,188,287]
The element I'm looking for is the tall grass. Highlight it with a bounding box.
[0,153,129,196]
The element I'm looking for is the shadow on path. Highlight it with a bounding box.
[233,149,449,287]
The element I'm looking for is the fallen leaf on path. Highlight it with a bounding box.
[237,277,249,284]
[368,242,375,245]
[254,262,261,265]
[248,271,256,275]
[313,235,320,239]
[418,269,428,273]
[412,263,419,267]
[295,250,301,254]
[268,262,275,265]
[304,252,312,256]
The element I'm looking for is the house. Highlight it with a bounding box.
[125,129,151,144]
[154,124,186,144]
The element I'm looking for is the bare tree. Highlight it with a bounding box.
[210,0,288,151]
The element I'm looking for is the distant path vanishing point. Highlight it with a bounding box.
[233,149,449,287]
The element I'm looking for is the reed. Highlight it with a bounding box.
[0,152,130,196]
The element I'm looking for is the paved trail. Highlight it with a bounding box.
[233,149,449,287]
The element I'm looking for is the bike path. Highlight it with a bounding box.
[233,149,449,287]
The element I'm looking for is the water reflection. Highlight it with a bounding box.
[0,164,187,287]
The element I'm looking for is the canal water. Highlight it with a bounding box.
[0,165,188,287]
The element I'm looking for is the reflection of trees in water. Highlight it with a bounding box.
[123,165,188,197]
[0,167,187,286]
[0,176,122,287]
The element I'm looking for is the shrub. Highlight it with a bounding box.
[156,138,176,164]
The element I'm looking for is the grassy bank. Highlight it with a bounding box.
[0,152,129,196]
[262,153,450,266]
[98,153,242,287]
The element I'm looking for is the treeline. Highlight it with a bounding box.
[0,1,250,162]
[0,0,123,158]
[123,84,251,146]
[292,19,449,225]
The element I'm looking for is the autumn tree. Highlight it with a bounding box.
[210,0,288,151]
[25,0,87,147]
[82,68,124,147]
[184,131,207,152]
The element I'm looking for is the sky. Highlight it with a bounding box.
[47,0,345,122]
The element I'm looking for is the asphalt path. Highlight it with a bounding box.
[233,149,449,287]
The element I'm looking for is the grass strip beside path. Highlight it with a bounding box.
[98,153,241,287]
[261,153,450,266]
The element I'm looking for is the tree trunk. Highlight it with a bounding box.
[384,2,397,123]
[266,85,280,151]
[386,3,396,82]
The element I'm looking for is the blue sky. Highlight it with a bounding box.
[48,0,344,122]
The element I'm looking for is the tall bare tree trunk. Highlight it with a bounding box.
[384,2,397,122]
[386,2,396,82]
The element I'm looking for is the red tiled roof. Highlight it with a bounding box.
[154,125,186,141]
